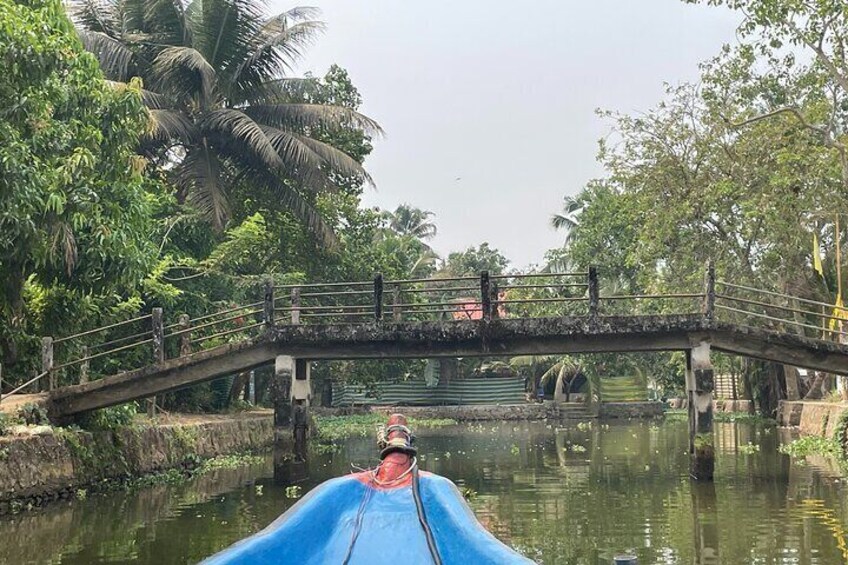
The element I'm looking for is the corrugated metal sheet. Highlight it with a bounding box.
[332,377,525,407]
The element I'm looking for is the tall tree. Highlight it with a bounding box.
[71,1,382,240]
[550,195,583,246]
[441,243,510,276]
[0,0,156,372]
[385,204,438,242]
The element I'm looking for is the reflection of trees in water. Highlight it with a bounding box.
[0,459,272,564]
[4,422,848,564]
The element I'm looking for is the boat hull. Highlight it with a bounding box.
[203,472,533,564]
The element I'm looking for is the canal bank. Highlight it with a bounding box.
[0,411,277,511]
[324,401,666,422]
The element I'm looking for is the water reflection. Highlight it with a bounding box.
[1,420,847,564]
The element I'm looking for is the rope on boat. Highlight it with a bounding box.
[342,472,376,565]
[412,464,443,565]
[342,423,442,564]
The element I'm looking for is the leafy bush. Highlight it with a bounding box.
[77,403,137,431]
[0,413,9,436]
[18,403,48,426]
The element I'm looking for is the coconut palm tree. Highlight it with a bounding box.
[551,195,583,245]
[71,1,381,241]
[386,204,438,241]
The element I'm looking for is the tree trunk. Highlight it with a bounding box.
[784,365,800,401]
[228,371,249,405]
[804,372,825,400]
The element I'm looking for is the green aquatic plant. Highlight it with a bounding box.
[779,436,842,459]
[285,485,302,499]
[738,443,760,455]
[313,414,456,442]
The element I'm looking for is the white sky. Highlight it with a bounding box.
[279,1,741,268]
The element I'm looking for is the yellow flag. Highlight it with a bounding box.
[813,232,824,277]
[829,295,847,332]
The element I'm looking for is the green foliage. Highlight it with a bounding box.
[76,403,138,431]
[71,0,381,238]
[18,403,49,426]
[0,0,157,376]
[442,243,510,276]
[738,443,761,455]
[199,454,263,471]
[285,485,302,499]
[313,413,456,443]
[779,436,842,459]
[0,413,9,436]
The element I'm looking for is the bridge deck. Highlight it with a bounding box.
[47,315,848,418]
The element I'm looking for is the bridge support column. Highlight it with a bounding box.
[272,355,293,427]
[687,340,714,481]
[291,359,311,461]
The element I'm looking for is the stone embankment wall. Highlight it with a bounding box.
[365,401,665,421]
[667,398,754,413]
[370,403,551,421]
[0,413,275,507]
[777,401,848,438]
[597,402,664,419]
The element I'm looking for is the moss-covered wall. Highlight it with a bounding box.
[0,414,274,504]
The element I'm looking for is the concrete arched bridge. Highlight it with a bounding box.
[0,265,837,420]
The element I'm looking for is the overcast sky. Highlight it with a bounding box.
[278,1,741,268]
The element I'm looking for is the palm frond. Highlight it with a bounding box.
[152,46,216,103]
[247,103,383,137]
[148,109,197,143]
[237,77,320,105]
[201,109,283,171]
[227,19,325,100]
[144,0,191,45]
[262,126,373,188]
[178,143,229,230]
[252,171,337,247]
[70,0,119,35]
[77,30,136,80]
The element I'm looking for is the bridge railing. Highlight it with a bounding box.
[715,281,848,342]
[7,262,847,403]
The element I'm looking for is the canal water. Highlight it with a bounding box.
[1,418,847,564]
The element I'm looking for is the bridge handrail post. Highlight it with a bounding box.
[80,346,89,384]
[42,336,54,391]
[263,278,275,328]
[152,308,164,364]
[703,260,715,324]
[392,284,402,321]
[291,287,301,324]
[491,280,500,319]
[149,307,164,419]
[374,273,384,321]
[178,314,191,356]
[481,271,492,320]
[588,266,599,320]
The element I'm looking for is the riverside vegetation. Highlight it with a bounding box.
[4,0,848,418]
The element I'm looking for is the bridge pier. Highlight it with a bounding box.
[687,341,714,481]
[273,355,311,460]
[272,355,293,427]
[291,359,311,461]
